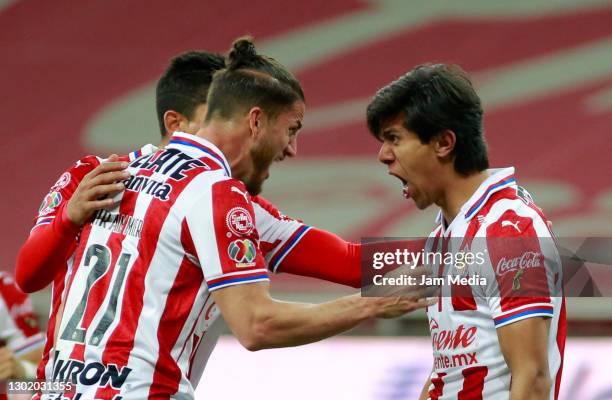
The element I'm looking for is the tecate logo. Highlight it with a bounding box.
[431,324,477,351]
[496,251,542,276]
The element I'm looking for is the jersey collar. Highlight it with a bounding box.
[128,144,157,161]
[435,167,517,226]
[167,131,232,177]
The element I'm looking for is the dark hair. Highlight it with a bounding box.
[155,51,225,136]
[205,37,305,122]
[366,64,489,175]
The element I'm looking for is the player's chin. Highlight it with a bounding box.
[412,194,432,210]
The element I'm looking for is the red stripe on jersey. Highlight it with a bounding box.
[494,304,554,323]
[554,296,567,400]
[178,295,209,366]
[486,209,551,312]
[458,366,488,400]
[451,215,480,311]
[429,372,446,400]
[149,254,203,397]
[187,333,202,380]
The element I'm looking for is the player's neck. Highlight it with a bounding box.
[438,170,490,224]
[194,122,252,178]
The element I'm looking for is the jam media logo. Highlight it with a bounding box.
[38,191,62,216]
[496,251,542,276]
[226,207,254,236]
[228,239,257,267]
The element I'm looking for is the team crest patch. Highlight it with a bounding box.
[51,172,71,191]
[226,207,254,236]
[38,191,62,216]
[228,239,257,267]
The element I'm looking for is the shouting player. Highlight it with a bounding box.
[367,64,565,400]
[19,39,429,399]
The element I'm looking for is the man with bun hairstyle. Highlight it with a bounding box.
[35,39,430,399]
[17,42,430,394]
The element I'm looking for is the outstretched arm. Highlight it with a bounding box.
[212,281,430,351]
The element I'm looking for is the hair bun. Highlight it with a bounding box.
[227,37,257,70]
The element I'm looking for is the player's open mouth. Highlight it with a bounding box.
[389,172,411,199]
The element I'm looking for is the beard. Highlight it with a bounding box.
[244,137,277,195]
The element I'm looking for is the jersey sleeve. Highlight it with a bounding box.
[15,156,99,292]
[0,274,44,356]
[275,227,361,287]
[481,206,561,329]
[185,179,268,292]
[31,155,100,232]
[250,195,310,273]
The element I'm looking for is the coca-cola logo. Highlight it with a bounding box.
[431,324,477,351]
[496,251,542,276]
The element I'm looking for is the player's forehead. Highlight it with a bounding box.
[378,114,409,140]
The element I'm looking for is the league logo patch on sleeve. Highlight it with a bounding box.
[226,207,254,236]
[228,239,257,267]
[38,191,62,216]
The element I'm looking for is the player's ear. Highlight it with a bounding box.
[164,110,186,136]
[247,107,264,140]
[434,129,456,158]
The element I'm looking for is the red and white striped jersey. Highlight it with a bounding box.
[0,272,44,355]
[32,145,157,385]
[48,132,305,399]
[30,136,309,393]
[425,168,566,400]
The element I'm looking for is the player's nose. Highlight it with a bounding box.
[285,137,297,158]
[378,142,394,165]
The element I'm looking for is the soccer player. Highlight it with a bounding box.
[25,39,428,399]
[16,46,428,392]
[0,272,43,381]
[366,64,565,400]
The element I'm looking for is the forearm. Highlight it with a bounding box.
[214,282,424,352]
[244,293,374,350]
[15,204,79,292]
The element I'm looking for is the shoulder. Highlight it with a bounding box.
[482,189,549,238]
